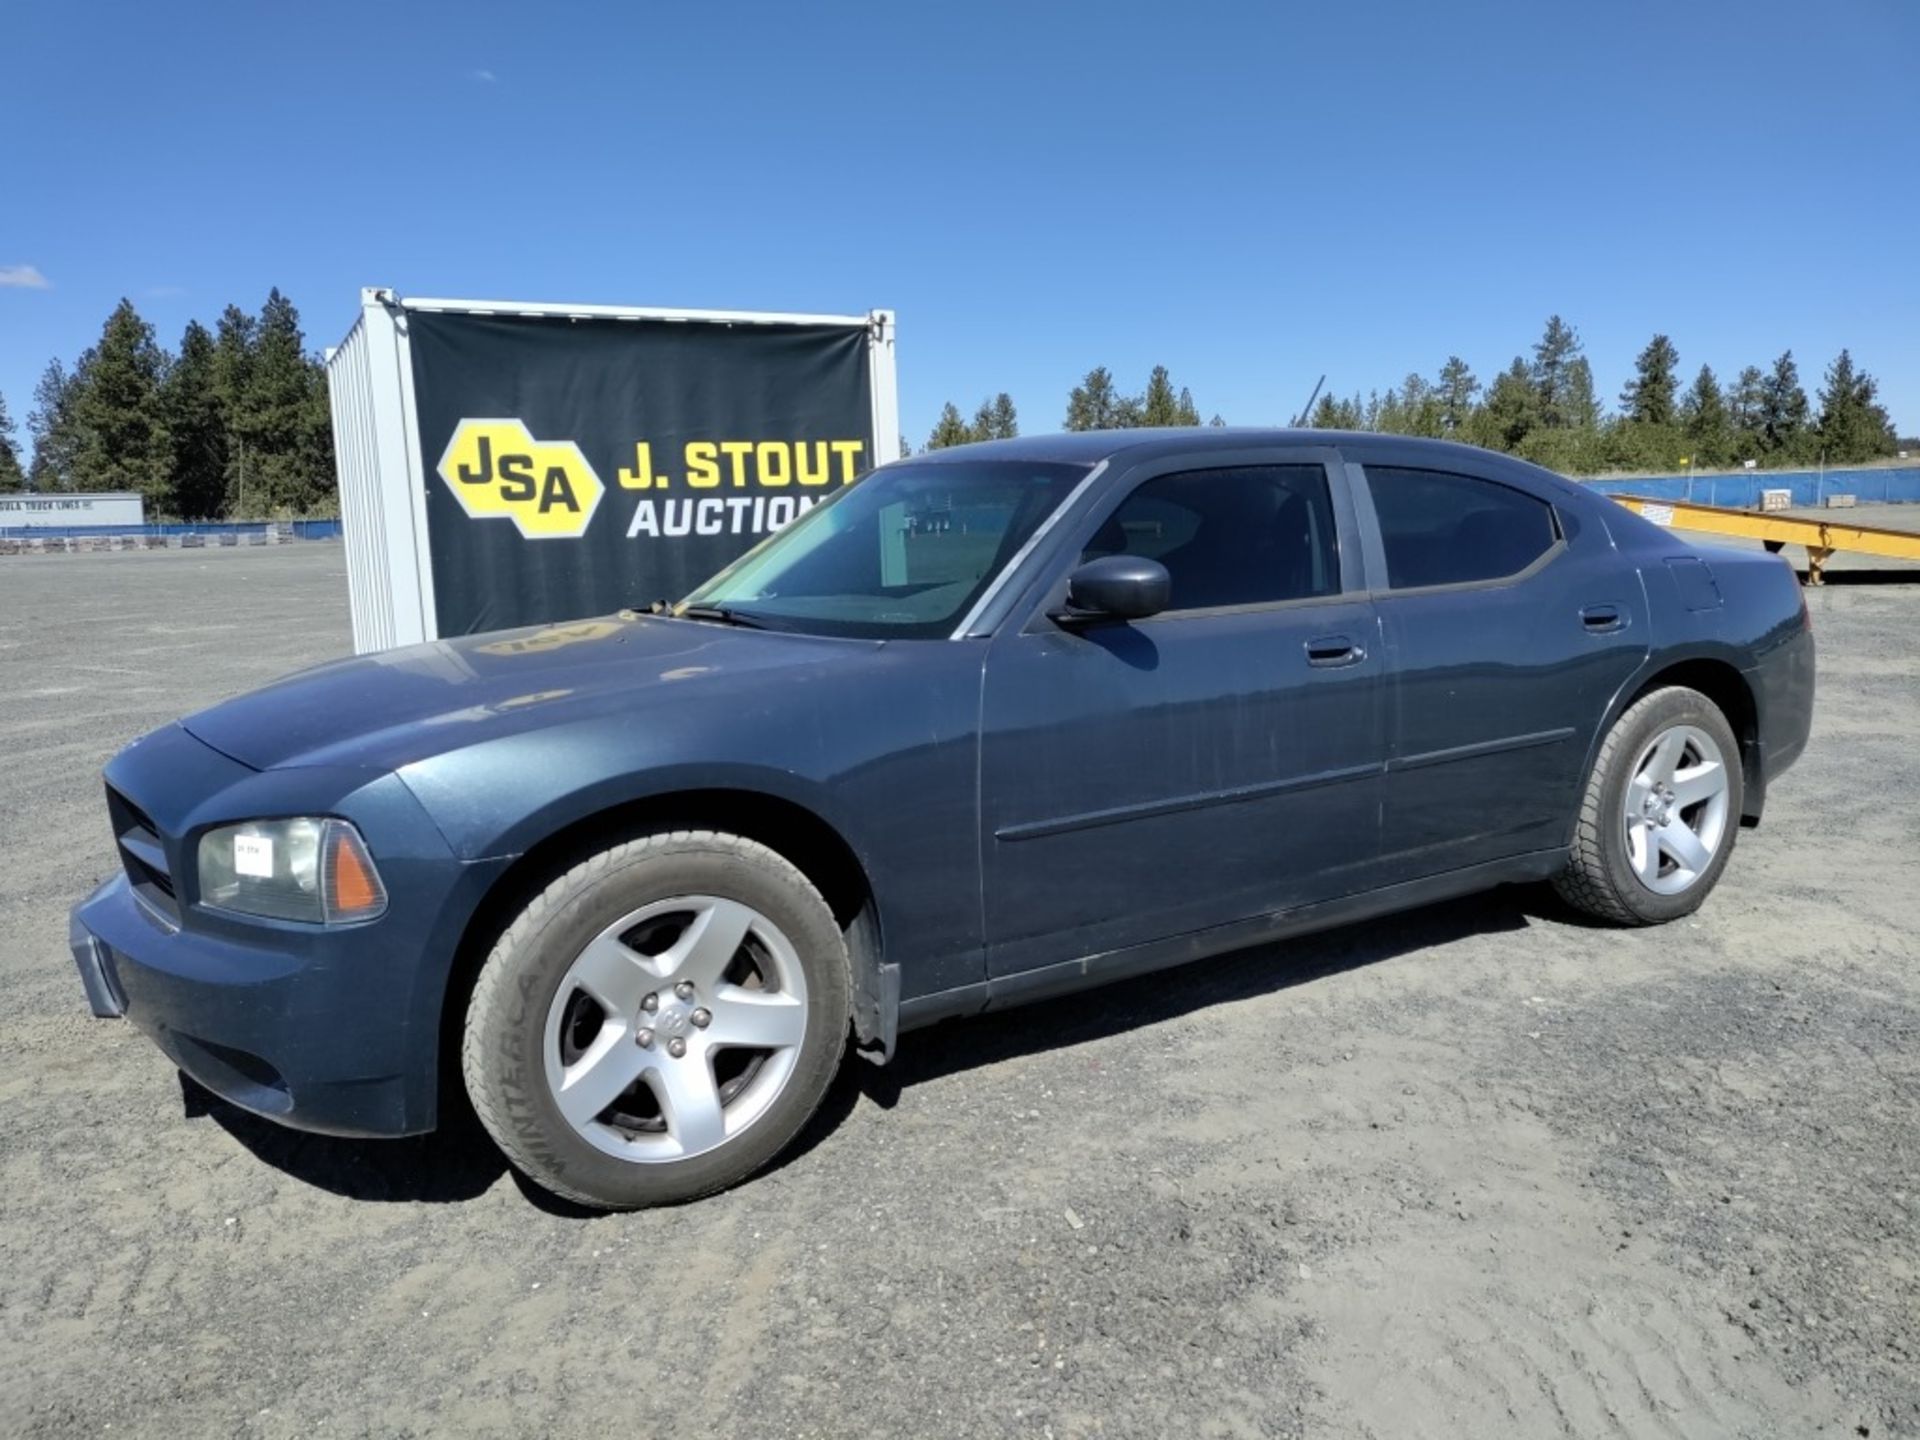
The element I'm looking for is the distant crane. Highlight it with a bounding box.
[1290,375,1326,428]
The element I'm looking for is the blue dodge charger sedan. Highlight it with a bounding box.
[69,430,1814,1208]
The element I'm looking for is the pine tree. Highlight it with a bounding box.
[1680,365,1732,467]
[1436,356,1478,433]
[969,398,995,442]
[27,358,80,490]
[1309,393,1342,428]
[67,299,173,507]
[1140,365,1180,426]
[163,320,228,518]
[231,288,330,515]
[0,392,25,491]
[1820,349,1896,462]
[962,393,1019,442]
[1815,350,1896,464]
[1376,375,1442,437]
[1484,357,1539,450]
[1140,366,1201,426]
[1557,357,1595,431]
[926,402,973,450]
[1727,365,1768,460]
[1064,367,1125,430]
[1620,334,1680,426]
[212,303,258,510]
[1207,413,1226,427]
[1374,386,1404,433]
[1757,350,1811,459]
[1530,315,1585,429]
[212,304,256,417]
[303,358,337,514]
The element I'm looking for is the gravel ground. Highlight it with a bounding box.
[1,543,1916,1439]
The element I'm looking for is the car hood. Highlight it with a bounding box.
[181,613,877,772]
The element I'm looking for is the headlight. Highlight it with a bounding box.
[196,818,388,924]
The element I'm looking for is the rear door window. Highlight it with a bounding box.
[1366,467,1558,590]
[1083,464,1340,611]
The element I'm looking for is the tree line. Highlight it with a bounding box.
[920,364,1227,452]
[6,303,1902,503]
[1305,316,1899,472]
[0,291,335,518]
[919,319,1903,473]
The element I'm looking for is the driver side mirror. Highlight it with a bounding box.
[1053,555,1171,626]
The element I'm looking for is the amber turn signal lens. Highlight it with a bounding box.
[325,824,388,920]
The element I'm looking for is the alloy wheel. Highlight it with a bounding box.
[1620,723,1731,896]
[541,895,810,1161]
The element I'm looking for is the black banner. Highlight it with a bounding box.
[407,310,874,635]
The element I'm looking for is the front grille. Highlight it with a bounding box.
[106,786,180,923]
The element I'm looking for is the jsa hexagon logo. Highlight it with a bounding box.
[437,419,605,539]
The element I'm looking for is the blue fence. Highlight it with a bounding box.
[1583,467,1920,509]
[0,518,343,542]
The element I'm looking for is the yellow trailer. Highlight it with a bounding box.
[1608,495,1920,585]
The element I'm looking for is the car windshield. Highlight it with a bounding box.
[678,460,1090,638]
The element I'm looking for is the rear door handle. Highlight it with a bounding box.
[1580,604,1626,634]
[1305,634,1365,668]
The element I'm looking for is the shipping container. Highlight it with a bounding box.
[325,288,900,654]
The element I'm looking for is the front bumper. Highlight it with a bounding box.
[70,886,127,1018]
[66,722,511,1140]
[69,872,435,1136]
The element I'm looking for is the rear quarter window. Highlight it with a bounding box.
[1367,467,1559,590]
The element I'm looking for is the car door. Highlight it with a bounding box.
[978,450,1384,979]
[1354,459,1650,876]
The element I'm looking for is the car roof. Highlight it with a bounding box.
[906,428,1522,471]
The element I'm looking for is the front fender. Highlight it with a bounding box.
[395,641,990,1007]
[404,744,858,866]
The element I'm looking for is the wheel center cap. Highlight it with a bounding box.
[653,999,694,1040]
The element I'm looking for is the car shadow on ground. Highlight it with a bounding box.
[183,1072,511,1205]
[777,881,1557,1174]
[187,882,1562,1211]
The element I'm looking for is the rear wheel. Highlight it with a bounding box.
[1554,686,1743,925]
[462,831,850,1209]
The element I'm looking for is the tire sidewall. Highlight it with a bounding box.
[467,837,849,1208]
[1593,690,1744,923]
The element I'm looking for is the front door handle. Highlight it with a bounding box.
[1305,634,1365,668]
[1580,604,1626,634]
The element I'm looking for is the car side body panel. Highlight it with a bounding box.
[1593,499,1815,819]
[977,445,1388,976]
[1346,449,1652,874]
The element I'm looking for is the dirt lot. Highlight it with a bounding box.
[2,544,1916,1439]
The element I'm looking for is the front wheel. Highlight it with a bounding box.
[1554,686,1744,926]
[462,831,850,1209]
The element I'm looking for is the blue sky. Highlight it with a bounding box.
[3,0,1916,454]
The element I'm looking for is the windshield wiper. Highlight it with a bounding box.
[676,604,770,630]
